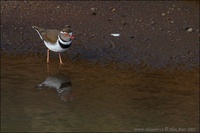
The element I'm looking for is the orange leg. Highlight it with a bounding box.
[46,49,50,63]
[58,52,63,64]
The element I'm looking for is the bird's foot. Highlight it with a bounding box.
[59,62,64,65]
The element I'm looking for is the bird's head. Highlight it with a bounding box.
[60,25,74,40]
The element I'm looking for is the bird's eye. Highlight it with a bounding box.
[65,33,69,36]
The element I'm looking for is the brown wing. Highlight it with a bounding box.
[42,29,60,44]
[32,26,45,32]
[32,26,60,43]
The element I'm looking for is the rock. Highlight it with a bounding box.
[150,21,156,25]
[161,13,166,16]
[110,7,116,12]
[187,28,193,32]
[121,21,126,25]
[91,12,97,15]
[90,7,97,15]
[183,27,193,32]
[122,14,126,17]
[107,18,112,21]
[144,38,150,41]
[129,35,135,39]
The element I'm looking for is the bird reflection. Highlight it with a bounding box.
[37,64,73,101]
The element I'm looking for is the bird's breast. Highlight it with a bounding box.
[44,41,68,52]
[58,40,72,49]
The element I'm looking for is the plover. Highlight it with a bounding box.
[37,74,73,101]
[32,25,74,64]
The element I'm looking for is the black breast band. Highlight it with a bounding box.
[58,41,72,49]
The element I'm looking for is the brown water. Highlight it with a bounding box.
[1,55,199,132]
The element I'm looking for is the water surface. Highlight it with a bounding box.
[1,55,199,132]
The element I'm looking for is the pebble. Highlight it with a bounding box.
[91,7,96,11]
[90,7,97,15]
[111,33,120,37]
[129,35,135,39]
[110,7,116,12]
[161,13,166,16]
[167,30,171,33]
[121,21,126,25]
[91,12,97,15]
[183,27,193,32]
[107,18,112,21]
[144,38,150,41]
[186,27,193,32]
[150,21,156,25]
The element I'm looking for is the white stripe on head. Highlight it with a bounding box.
[60,31,67,34]
[60,31,73,36]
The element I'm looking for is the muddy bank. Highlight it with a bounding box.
[1,1,199,68]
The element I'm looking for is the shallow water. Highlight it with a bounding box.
[1,55,199,132]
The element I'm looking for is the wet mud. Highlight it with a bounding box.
[1,1,199,68]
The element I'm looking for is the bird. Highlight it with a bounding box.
[37,74,73,101]
[32,25,74,64]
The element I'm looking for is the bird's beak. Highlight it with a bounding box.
[70,36,74,39]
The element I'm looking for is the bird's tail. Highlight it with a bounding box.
[32,26,45,32]
[32,26,45,40]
